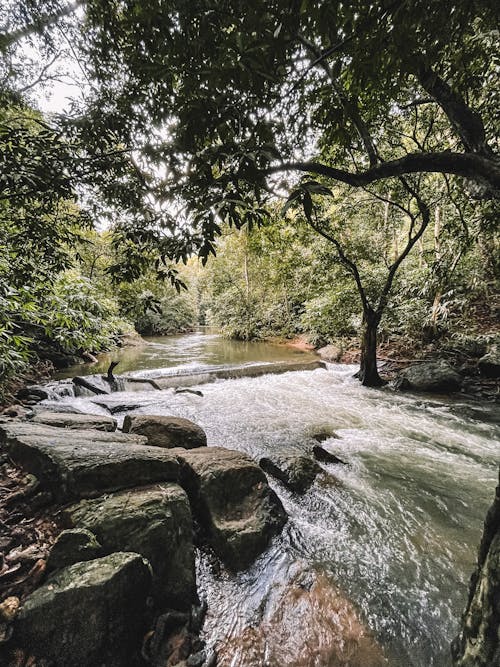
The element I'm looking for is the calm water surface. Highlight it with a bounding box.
[48,332,500,666]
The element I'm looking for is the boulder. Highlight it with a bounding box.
[123,415,207,449]
[313,445,347,465]
[478,348,500,379]
[316,344,342,362]
[12,552,152,667]
[16,385,53,401]
[0,422,180,500]
[65,484,196,609]
[396,360,462,392]
[259,454,320,493]
[46,528,102,572]
[32,411,117,432]
[452,473,500,667]
[177,447,287,570]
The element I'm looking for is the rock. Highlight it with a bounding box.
[16,385,52,401]
[32,411,117,432]
[478,348,500,379]
[313,445,347,465]
[32,403,85,415]
[13,552,152,667]
[216,571,387,667]
[452,472,500,667]
[0,597,20,623]
[123,415,207,449]
[46,529,102,571]
[152,360,327,390]
[73,375,110,396]
[0,404,32,419]
[259,454,320,493]
[310,427,340,442]
[396,360,462,392]
[177,447,287,570]
[316,344,342,362]
[0,421,180,500]
[65,484,196,609]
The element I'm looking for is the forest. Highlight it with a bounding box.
[0,2,499,667]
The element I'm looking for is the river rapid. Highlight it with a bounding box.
[48,332,500,667]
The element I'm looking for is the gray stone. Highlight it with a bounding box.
[32,411,117,432]
[316,345,342,362]
[452,473,500,667]
[396,360,462,392]
[65,484,196,609]
[152,360,326,390]
[123,415,207,449]
[259,454,320,493]
[177,447,287,570]
[0,422,180,500]
[47,528,102,571]
[312,446,347,465]
[478,348,500,379]
[13,552,151,667]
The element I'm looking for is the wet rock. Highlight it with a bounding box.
[0,405,32,419]
[310,428,340,442]
[452,473,500,667]
[478,348,500,379]
[395,360,462,392]
[73,374,110,396]
[0,422,180,500]
[65,484,196,609]
[12,552,152,667]
[32,403,85,415]
[32,411,117,432]
[259,454,320,493]
[216,572,387,667]
[46,528,102,572]
[16,385,52,401]
[152,360,326,390]
[313,445,347,465]
[123,415,207,449]
[316,344,342,362]
[177,447,287,570]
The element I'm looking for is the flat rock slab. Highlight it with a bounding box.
[12,552,151,667]
[32,411,117,432]
[123,414,207,449]
[176,447,287,570]
[151,360,326,390]
[65,484,196,609]
[0,422,180,500]
[259,454,320,493]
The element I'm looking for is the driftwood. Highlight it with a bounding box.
[72,376,108,395]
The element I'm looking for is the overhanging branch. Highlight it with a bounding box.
[263,152,500,196]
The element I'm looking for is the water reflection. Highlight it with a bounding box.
[54,330,317,379]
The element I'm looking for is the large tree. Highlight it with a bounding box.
[2,0,499,383]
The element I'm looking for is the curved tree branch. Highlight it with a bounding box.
[263,152,500,196]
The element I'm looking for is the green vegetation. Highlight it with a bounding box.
[0,0,498,397]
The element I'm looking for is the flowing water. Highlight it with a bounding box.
[48,332,500,667]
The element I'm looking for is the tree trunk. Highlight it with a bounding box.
[358,309,385,387]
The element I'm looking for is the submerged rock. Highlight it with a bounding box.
[46,528,102,572]
[396,360,462,393]
[32,411,117,432]
[177,447,287,570]
[0,421,180,500]
[313,445,347,465]
[216,571,387,667]
[12,552,152,667]
[65,484,196,609]
[452,472,500,667]
[123,414,207,449]
[259,454,320,493]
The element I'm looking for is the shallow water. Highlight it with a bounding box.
[46,333,500,666]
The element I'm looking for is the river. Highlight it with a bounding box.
[49,331,500,667]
